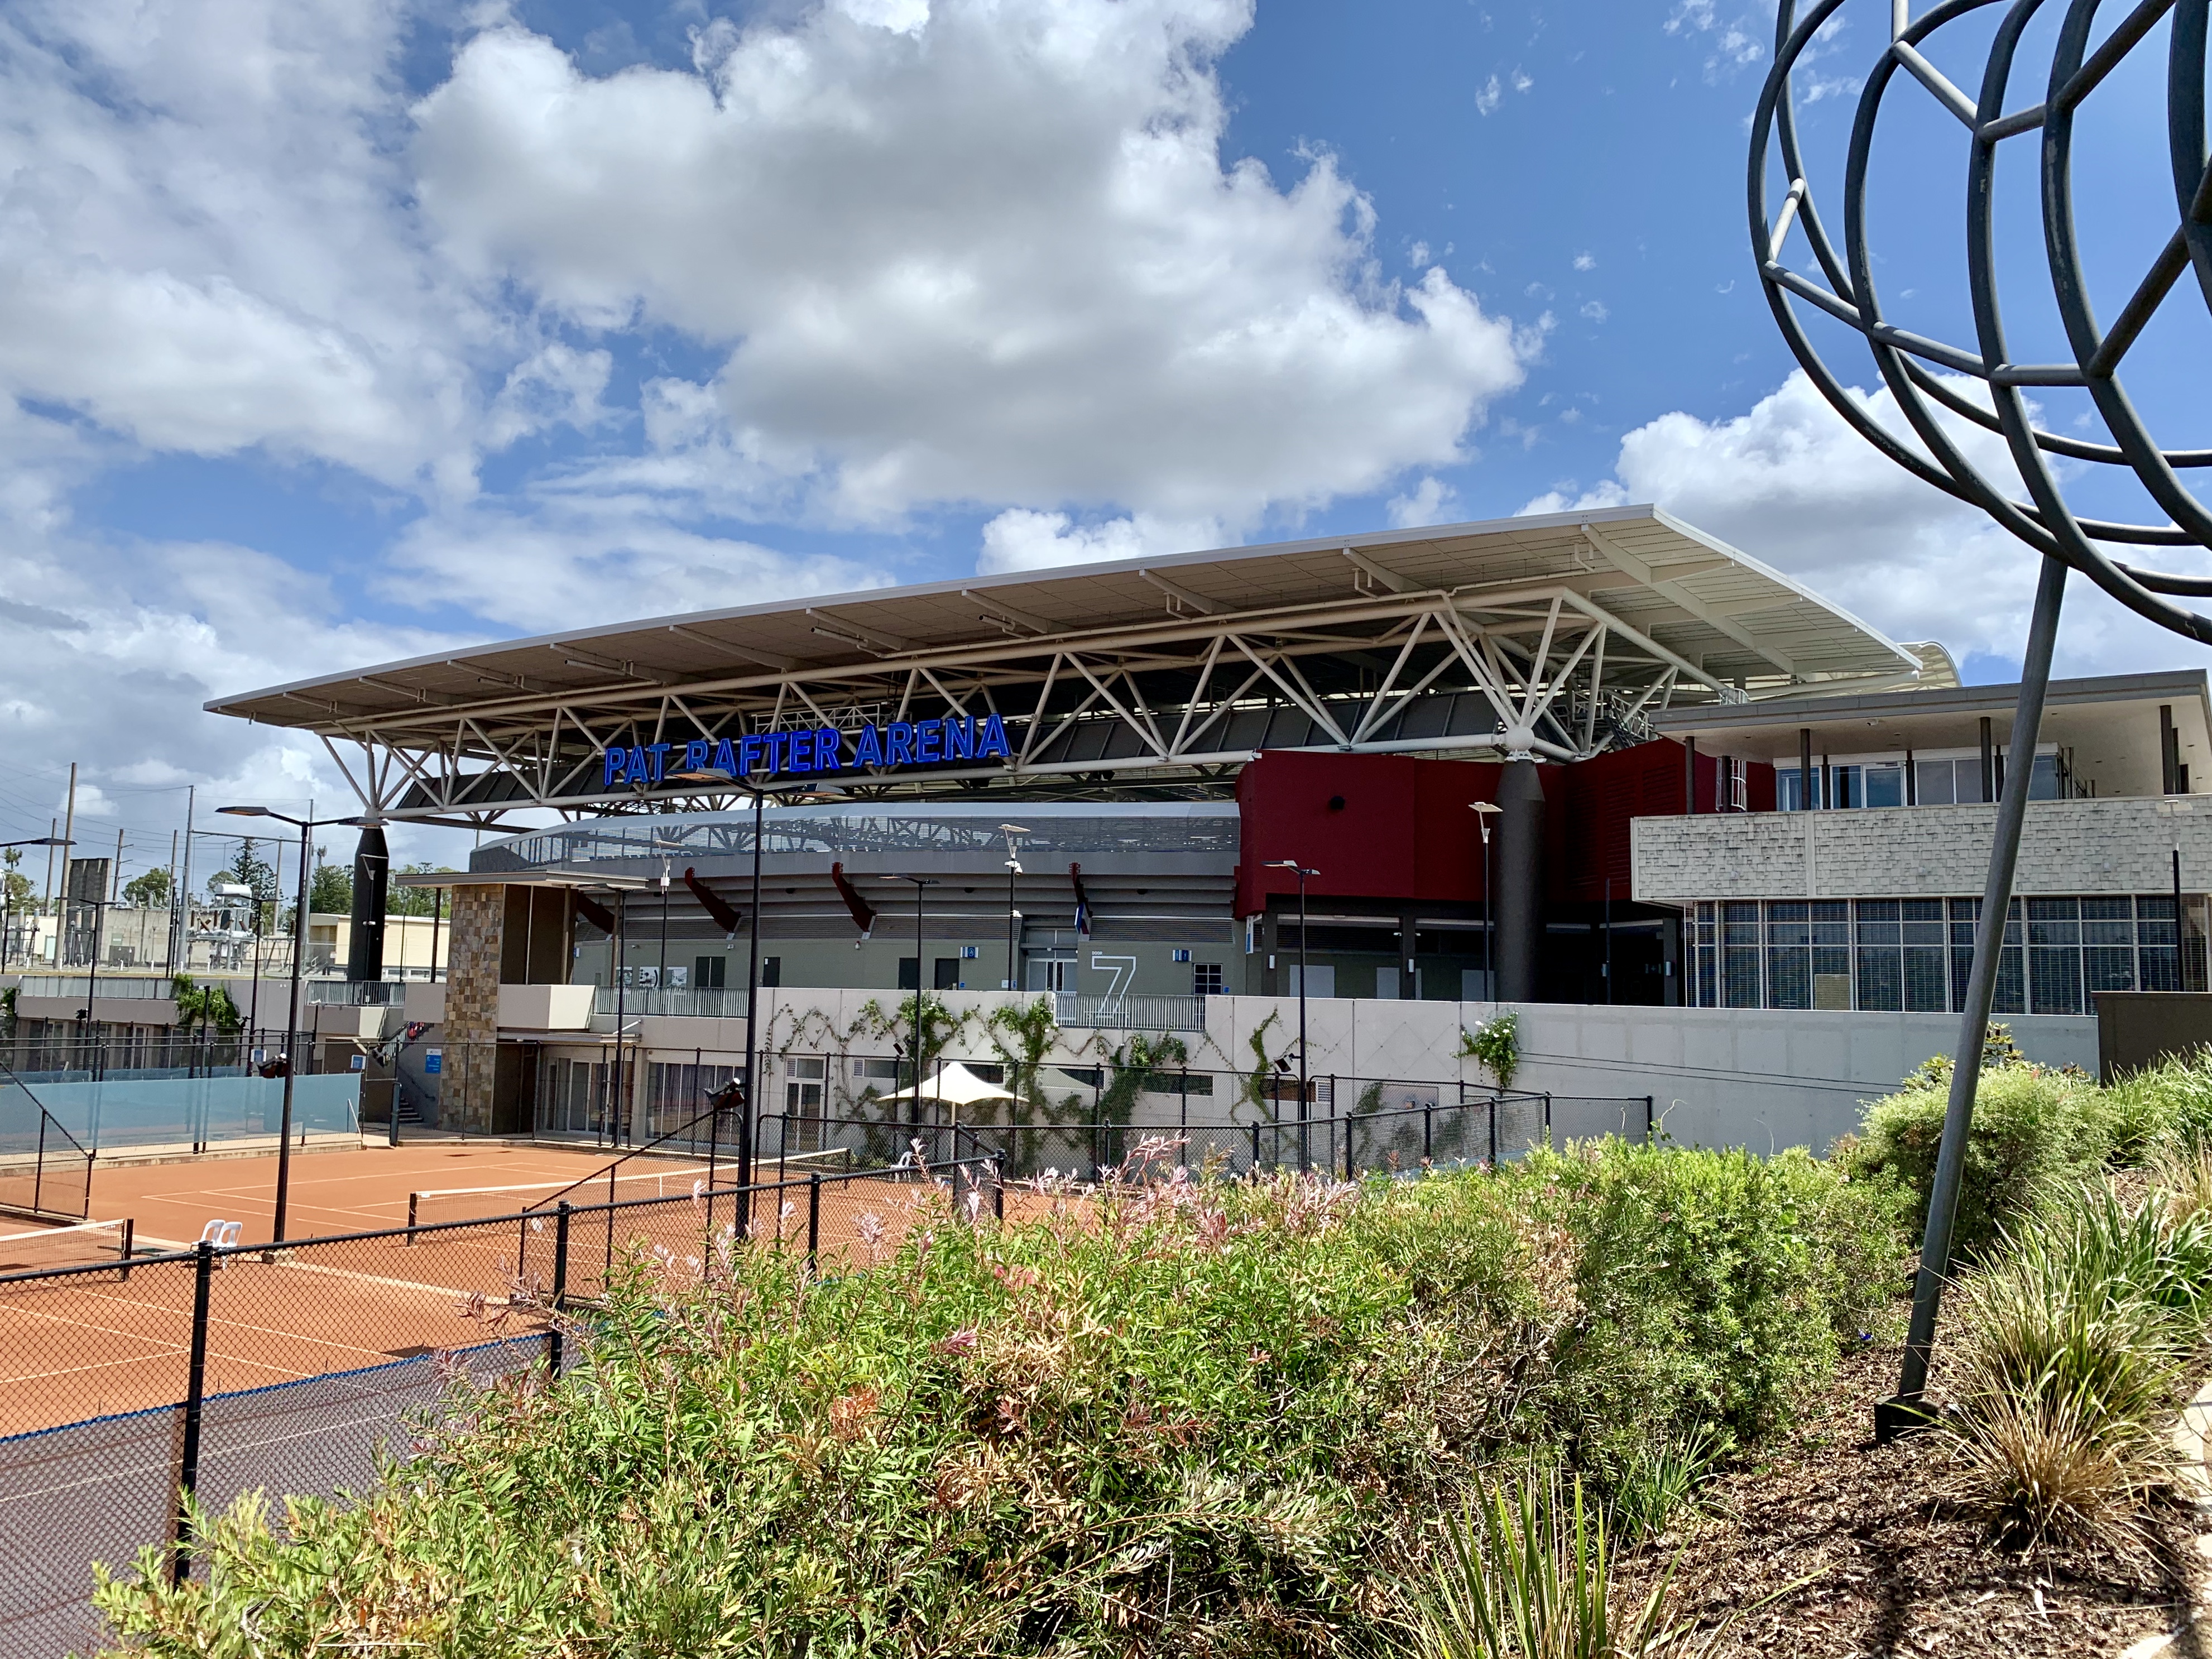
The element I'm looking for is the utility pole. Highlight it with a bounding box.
[176,786,195,977]
[58,764,76,960]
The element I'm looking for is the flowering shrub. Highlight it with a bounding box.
[95,1140,1901,1657]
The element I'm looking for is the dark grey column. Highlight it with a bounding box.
[347,824,389,983]
[1494,759,1546,1003]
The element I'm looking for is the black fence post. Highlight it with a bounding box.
[1249,1120,1260,1173]
[549,1201,571,1378]
[172,1240,214,1586]
[736,1107,754,1241]
[388,1077,400,1147]
[1645,1095,1656,1143]
[991,1155,1004,1221]
[1423,1101,1433,1166]
[32,1109,45,1215]
[806,1172,822,1273]
[1543,1092,1553,1154]
[1488,1093,1499,1169]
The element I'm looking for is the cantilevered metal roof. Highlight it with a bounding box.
[206,504,1928,823]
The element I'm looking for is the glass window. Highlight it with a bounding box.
[2030,752,2060,800]
[1856,946,1902,1010]
[1916,760,1956,805]
[2027,896,2079,946]
[1768,902,1810,1010]
[1723,902,1762,1007]
[1904,945,1949,1011]
[1810,900,1850,947]
[1831,765,1862,808]
[2029,945,2083,1014]
[1777,768,1808,811]
[1863,764,1904,808]
[1766,900,1808,947]
[1901,898,1944,947]
[2081,897,2133,946]
[1855,899,1901,942]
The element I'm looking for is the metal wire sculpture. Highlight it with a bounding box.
[1755,0,2212,629]
[1750,0,2212,1424]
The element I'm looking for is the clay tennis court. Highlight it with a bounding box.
[85,1139,717,1250]
[0,1154,1011,1437]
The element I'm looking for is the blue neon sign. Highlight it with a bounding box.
[601,713,1013,790]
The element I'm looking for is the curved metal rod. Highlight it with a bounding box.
[1754,0,2212,639]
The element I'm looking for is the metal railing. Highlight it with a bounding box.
[1049,992,1206,1030]
[9,976,174,1001]
[304,981,407,1006]
[589,984,746,1019]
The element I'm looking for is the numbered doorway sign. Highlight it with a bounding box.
[424,1050,443,1075]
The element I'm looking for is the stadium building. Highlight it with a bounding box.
[202,505,2212,1131]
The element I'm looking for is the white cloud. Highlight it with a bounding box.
[414,3,1532,529]
[1572,252,1596,271]
[1580,300,1609,322]
[1386,476,1460,529]
[0,0,1539,851]
[1475,74,1503,116]
[1519,370,2209,676]
[0,0,488,488]
[977,509,1225,574]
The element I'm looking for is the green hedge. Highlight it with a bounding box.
[1845,1049,2212,1262]
[95,1145,1907,1658]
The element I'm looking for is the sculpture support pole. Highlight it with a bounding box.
[1892,553,2067,1415]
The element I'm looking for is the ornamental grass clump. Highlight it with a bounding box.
[1943,1182,2212,1544]
[93,1142,1903,1658]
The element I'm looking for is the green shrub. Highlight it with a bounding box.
[92,1150,1905,1658]
[1508,1143,1906,1470]
[1846,1065,2104,1260]
[2099,1049,2212,1161]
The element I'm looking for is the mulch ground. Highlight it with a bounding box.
[1613,1342,2209,1657]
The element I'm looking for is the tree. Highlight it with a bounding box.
[387,864,458,916]
[214,842,278,906]
[1,848,31,914]
[122,867,171,908]
[308,848,353,917]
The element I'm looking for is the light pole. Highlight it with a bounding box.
[886,875,939,1128]
[999,824,1029,992]
[217,805,372,1243]
[1470,803,1501,1001]
[0,837,70,972]
[1263,860,1318,1169]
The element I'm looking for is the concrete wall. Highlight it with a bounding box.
[740,988,2099,1154]
[1634,794,2212,902]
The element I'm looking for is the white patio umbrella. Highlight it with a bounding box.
[870,1060,1018,1111]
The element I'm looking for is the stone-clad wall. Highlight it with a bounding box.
[1633,796,2212,903]
[442,884,505,1132]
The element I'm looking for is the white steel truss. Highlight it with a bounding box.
[309,580,1753,825]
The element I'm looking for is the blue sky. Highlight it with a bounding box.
[1,0,2205,880]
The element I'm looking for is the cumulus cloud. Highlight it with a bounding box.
[0,0,487,488]
[1387,476,1461,529]
[0,0,1538,855]
[1519,370,2206,676]
[412,2,1532,529]
[978,509,1226,574]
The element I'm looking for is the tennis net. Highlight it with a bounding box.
[406,1164,724,1230]
[0,1218,135,1275]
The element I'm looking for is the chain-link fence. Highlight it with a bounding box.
[758,1076,1653,1183]
[0,1065,93,1220]
[0,1155,1002,1658]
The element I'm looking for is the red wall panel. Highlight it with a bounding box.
[1234,742,1772,915]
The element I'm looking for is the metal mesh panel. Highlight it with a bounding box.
[0,1404,178,1659]
[193,1336,546,1522]
[0,1253,196,1436]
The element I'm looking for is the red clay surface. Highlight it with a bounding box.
[0,1143,1031,1436]
[87,1140,698,1249]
